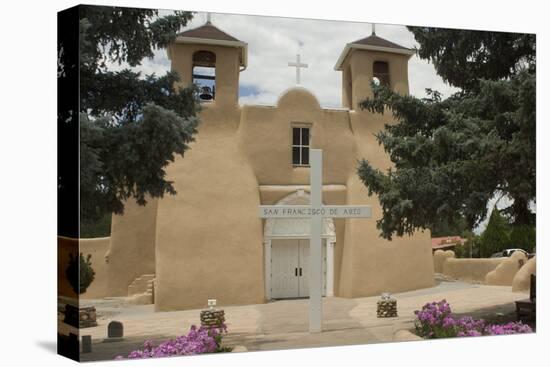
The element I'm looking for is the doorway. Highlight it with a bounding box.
[270,239,327,299]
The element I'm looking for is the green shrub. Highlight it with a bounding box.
[455,231,482,258]
[66,253,96,295]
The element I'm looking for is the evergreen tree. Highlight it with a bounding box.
[509,224,536,253]
[480,210,511,257]
[357,28,535,239]
[60,6,200,225]
[454,230,481,258]
[430,215,469,237]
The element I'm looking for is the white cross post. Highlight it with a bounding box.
[259,149,372,333]
[288,54,308,85]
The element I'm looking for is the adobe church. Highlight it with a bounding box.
[103,19,435,311]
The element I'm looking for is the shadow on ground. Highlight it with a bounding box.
[452,303,536,330]
[79,334,173,362]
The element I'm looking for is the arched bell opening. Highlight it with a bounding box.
[373,61,390,87]
[192,50,216,102]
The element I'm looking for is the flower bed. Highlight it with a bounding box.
[414,300,532,338]
[116,324,231,359]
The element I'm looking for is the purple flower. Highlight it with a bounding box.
[484,322,532,335]
[116,324,230,360]
[442,316,456,328]
[414,300,534,339]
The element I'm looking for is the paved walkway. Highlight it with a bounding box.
[69,280,528,361]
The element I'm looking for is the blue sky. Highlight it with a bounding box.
[239,85,260,99]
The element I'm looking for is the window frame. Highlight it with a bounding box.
[291,123,312,167]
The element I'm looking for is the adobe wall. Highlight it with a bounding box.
[107,198,158,296]
[442,258,504,282]
[339,175,434,297]
[154,104,265,311]
[338,108,434,297]
[512,256,536,292]
[238,88,355,186]
[433,250,456,273]
[485,251,528,286]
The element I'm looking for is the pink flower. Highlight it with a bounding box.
[414,300,534,339]
[117,325,230,360]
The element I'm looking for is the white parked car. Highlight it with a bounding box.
[491,249,529,258]
[503,249,529,257]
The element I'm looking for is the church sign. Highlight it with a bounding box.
[260,205,371,218]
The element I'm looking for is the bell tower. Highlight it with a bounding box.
[334,27,414,110]
[167,17,248,107]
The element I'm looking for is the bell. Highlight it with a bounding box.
[199,86,214,101]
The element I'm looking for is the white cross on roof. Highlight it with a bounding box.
[288,54,308,85]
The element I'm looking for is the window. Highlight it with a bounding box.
[292,126,310,166]
[373,61,390,87]
[192,51,216,102]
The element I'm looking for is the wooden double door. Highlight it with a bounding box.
[270,239,326,299]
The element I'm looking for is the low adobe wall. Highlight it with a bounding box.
[512,256,536,292]
[433,250,455,273]
[485,251,527,286]
[58,236,111,299]
[441,257,505,282]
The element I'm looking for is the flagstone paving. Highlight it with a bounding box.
[70,280,528,361]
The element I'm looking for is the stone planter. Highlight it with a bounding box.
[200,309,225,328]
[377,299,398,318]
[64,304,98,328]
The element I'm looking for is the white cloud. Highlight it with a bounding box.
[473,195,537,235]
[473,194,514,235]
[106,11,459,107]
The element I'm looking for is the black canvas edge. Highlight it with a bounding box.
[57,4,81,362]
